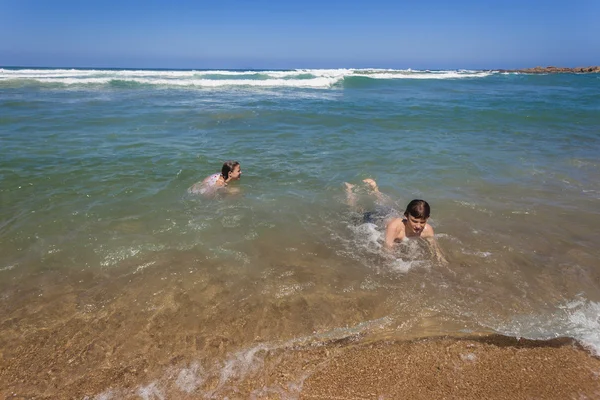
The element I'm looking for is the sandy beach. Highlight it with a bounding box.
[299,336,600,400]
[2,329,600,399]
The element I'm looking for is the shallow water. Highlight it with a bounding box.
[1,68,600,397]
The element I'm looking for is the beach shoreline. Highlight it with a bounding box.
[2,329,599,399]
[1,257,599,399]
[299,334,600,400]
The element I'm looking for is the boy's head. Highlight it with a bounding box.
[404,199,430,219]
[404,199,430,234]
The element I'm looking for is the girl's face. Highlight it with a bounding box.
[229,165,242,180]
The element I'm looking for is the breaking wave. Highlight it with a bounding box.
[0,67,496,89]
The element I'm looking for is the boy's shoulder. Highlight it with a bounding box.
[386,217,406,230]
[422,223,435,238]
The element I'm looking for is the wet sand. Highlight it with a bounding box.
[299,336,600,400]
[2,331,599,399]
[1,252,599,399]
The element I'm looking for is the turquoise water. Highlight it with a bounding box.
[1,68,600,396]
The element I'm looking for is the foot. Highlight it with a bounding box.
[362,178,379,191]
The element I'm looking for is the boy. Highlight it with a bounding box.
[384,199,434,248]
[346,178,446,262]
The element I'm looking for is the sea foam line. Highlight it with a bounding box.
[1,67,495,83]
[86,317,393,399]
[491,299,600,357]
[0,76,343,88]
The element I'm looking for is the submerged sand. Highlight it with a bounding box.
[1,252,599,399]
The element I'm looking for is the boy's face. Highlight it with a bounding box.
[405,215,428,235]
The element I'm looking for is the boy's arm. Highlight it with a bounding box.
[384,218,403,249]
[423,226,448,264]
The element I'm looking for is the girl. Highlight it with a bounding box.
[188,160,242,196]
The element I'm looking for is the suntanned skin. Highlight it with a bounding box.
[360,178,434,247]
[384,213,446,263]
[345,178,388,208]
[346,178,447,263]
[189,164,242,195]
[384,215,434,248]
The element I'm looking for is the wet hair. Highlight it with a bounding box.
[221,160,240,179]
[404,199,430,219]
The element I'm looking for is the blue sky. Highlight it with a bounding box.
[1,0,598,69]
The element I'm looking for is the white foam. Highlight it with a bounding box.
[175,362,205,393]
[461,249,492,258]
[354,70,494,79]
[2,76,341,88]
[34,77,114,85]
[0,68,197,78]
[351,222,383,250]
[133,261,156,274]
[390,258,423,273]
[97,243,165,267]
[0,264,16,272]
[86,389,116,400]
[492,299,600,356]
[84,318,394,398]
[99,247,141,267]
[562,300,600,356]
[219,343,269,384]
[137,382,164,400]
[1,67,496,89]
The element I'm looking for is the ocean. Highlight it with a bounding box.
[1,67,599,398]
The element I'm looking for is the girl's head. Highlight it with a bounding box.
[221,160,241,181]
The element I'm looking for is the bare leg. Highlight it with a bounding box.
[344,182,357,208]
[362,178,387,204]
[346,178,391,210]
[362,178,379,192]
